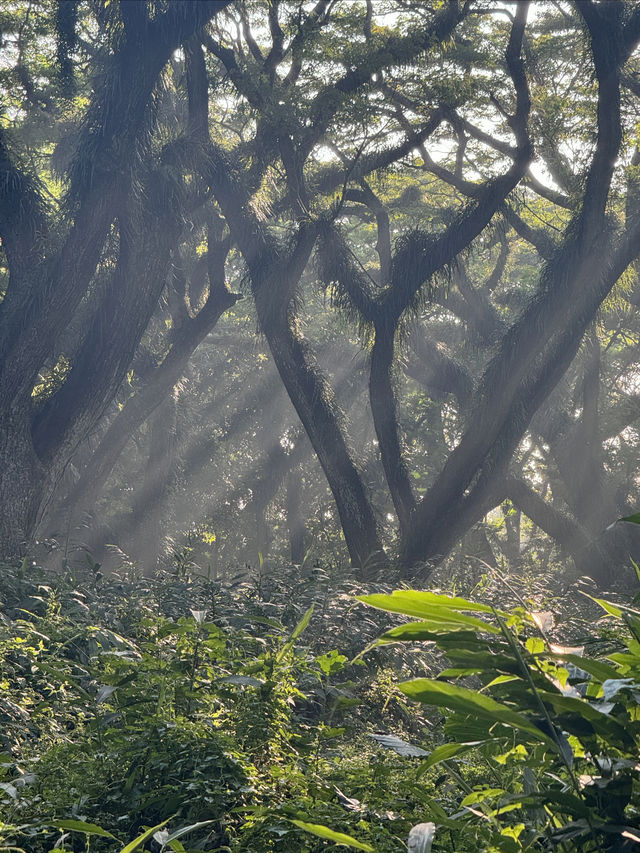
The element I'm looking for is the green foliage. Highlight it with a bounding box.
[7,556,640,852]
[0,561,429,853]
[362,589,640,851]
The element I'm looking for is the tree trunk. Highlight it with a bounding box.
[126,391,180,576]
[262,313,384,573]
[286,467,307,564]
[0,406,44,557]
[370,326,416,536]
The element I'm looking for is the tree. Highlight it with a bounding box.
[194,0,640,578]
[5,1,640,586]
[0,0,233,555]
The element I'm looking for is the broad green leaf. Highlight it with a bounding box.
[534,690,635,747]
[359,589,495,614]
[291,820,374,851]
[618,512,640,525]
[399,679,556,748]
[317,649,347,675]
[119,820,170,853]
[462,788,505,807]
[49,820,117,839]
[359,597,500,634]
[373,623,487,643]
[419,741,485,770]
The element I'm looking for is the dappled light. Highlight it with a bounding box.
[2,1,640,850]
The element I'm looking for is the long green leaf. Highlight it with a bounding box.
[359,589,495,614]
[543,653,619,683]
[359,595,500,634]
[159,820,214,850]
[119,820,171,853]
[400,679,557,748]
[276,605,314,662]
[291,820,374,851]
[48,820,117,839]
[618,512,640,525]
[584,595,640,620]
[534,690,635,747]
[374,623,485,642]
[291,605,314,640]
[419,741,485,771]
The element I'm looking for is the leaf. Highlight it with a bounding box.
[545,653,618,683]
[334,786,364,813]
[291,820,374,851]
[373,623,485,643]
[49,820,117,839]
[359,597,500,634]
[368,733,428,757]
[617,512,640,525]
[399,679,556,748]
[317,649,347,675]
[419,741,485,771]
[119,820,170,853]
[601,678,638,701]
[190,609,208,624]
[585,595,640,621]
[534,690,635,747]
[592,598,624,618]
[358,589,496,615]
[290,605,314,640]
[159,820,214,850]
[0,783,17,799]
[407,822,436,853]
[277,605,314,662]
[96,684,118,704]
[530,611,554,632]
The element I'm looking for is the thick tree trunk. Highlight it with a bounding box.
[262,314,384,573]
[0,406,43,557]
[0,2,232,561]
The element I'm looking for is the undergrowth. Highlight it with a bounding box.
[0,557,637,851]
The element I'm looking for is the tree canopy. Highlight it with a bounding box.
[1,0,640,587]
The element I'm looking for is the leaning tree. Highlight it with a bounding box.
[0,0,234,555]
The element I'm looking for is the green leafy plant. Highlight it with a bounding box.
[360,589,640,851]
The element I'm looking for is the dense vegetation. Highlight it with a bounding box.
[2,557,640,851]
[3,0,640,850]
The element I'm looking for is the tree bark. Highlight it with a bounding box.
[286,467,307,565]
